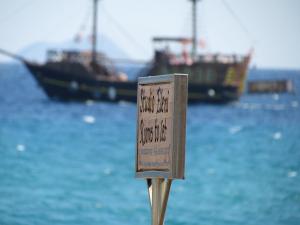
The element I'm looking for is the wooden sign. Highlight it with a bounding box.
[136,74,188,179]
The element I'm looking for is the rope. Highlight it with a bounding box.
[101,5,149,56]
[0,0,37,25]
[75,1,92,39]
[37,2,86,43]
[221,0,255,45]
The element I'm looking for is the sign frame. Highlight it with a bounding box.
[135,74,188,179]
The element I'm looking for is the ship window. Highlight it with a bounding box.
[47,50,62,62]
[191,66,204,83]
[183,66,191,76]
[206,68,217,83]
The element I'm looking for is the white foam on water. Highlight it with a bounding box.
[103,168,112,175]
[265,104,285,111]
[207,168,216,175]
[229,126,242,134]
[238,103,263,110]
[16,144,25,152]
[83,115,95,124]
[272,104,285,111]
[95,202,103,208]
[118,101,131,107]
[291,101,299,108]
[175,186,184,192]
[85,100,94,106]
[273,94,279,101]
[273,132,282,140]
[250,103,262,110]
[287,171,297,178]
[239,102,287,111]
[242,103,252,110]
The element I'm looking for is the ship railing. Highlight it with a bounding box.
[46,50,114,66]
[163,52,245,66]
[198,54,244,64]
[153,49,245,66]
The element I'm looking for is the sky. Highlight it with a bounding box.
[0,0,299,69]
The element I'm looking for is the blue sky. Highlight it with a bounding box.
[0,0,299,69]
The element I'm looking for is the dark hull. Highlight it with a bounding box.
[25,62,239,104]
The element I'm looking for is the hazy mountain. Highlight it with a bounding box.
[18,35,129,63]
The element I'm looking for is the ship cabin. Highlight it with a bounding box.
[150,36,248,87]
[46,50,114,67]
[45,49,123,79]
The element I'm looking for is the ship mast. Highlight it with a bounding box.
[190,0,200,60]
[92,0,98,64]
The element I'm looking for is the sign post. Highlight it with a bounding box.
[136,74,188,225]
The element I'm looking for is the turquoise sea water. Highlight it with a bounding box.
[0,64,300,225]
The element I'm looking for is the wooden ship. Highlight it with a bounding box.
[0,0,251,103]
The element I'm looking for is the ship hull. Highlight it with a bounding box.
[25,62,239,104]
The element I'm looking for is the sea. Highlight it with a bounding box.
[0,63,300,225]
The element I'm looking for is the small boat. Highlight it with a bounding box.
[248,79,294,93]
[0,0,251,104]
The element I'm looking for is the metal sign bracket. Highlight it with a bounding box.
[147,178,172,225]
